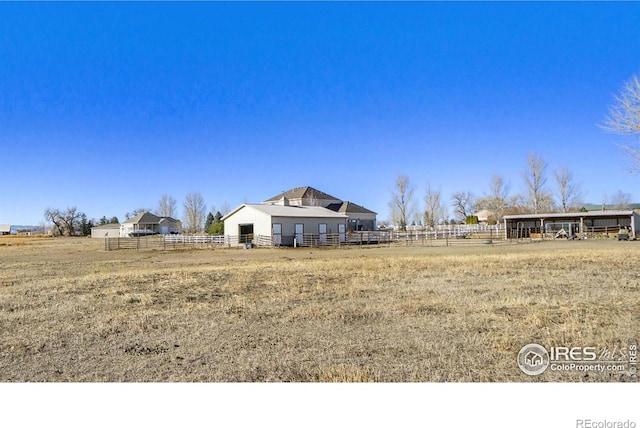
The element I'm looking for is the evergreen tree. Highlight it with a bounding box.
[204,212,215,234]
[80,213,94,236]
[209,211,224,235]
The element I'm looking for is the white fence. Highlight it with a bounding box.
[105,225,508,251]
[163,234,228,245]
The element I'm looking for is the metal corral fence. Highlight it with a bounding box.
[105,235,237,251]
[508,224,632,241]
[104,225,507,250]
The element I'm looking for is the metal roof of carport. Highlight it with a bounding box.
[504,211,637,220]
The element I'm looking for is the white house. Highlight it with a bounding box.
[119,212,182,237]
[0,224,11,236]
[474,209,494,224]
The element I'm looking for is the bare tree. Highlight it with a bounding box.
[220,201,231,216]
[451,191,475,223]
[506,193,527,216]
[610,190,631,210]
[553,166,582,213]
[182,192,207,234]
[523,152,554,213]
[157,194,177,218]
[424,182,445,228]
[475,175,510,224]
[61,207,82,236]
[388,174,416,231]
[44,207,84,236]
[44,208,64,236]
[601,74,640,171]
[125,208,152,220]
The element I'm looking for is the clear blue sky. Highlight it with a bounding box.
[1,2,639,225]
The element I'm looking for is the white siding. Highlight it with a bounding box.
[223,205,273,239]
[91,225,121,238]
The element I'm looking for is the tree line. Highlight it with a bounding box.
[44,193,230,236]
[388,72,640,231]
[42,73,640,236]
[388,151,633,231]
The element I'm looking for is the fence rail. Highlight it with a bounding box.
[104,228,508,251]
[103,221,635,251]
[105,235,234,251]
[507,225,632,240]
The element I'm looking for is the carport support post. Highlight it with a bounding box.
[580,217,585,239]
[540,218,545,240]
[631,214,636,239]
[503,218,507,240]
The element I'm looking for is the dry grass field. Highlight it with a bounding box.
[1,236,638,382]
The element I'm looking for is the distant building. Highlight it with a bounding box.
[119,212,182,237]
[0,224,11,236]
[580,203,640,212]
[264,186,377,231]
[90,224,121,239]
[473,209,494,225]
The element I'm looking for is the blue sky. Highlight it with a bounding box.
[1,2,639,225]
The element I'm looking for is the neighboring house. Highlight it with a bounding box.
[580,203,640,212]
[263,186,377,231]
[224,186,376,246]
[90,224,121,239]
[119,212,182,237]
[0,224,11,236]
[264,187,342,208]
[325,201,377,231]
[473,209,494,225]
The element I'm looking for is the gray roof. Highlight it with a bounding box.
[264,186,341,203]
[123,212,162,224]
[91,223,120,230]
[159,217,181,224]
[224,204,348,220]
[504,211,637,220]
[325,201,377,215]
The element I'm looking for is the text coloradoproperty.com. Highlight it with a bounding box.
[551,363,628,372]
